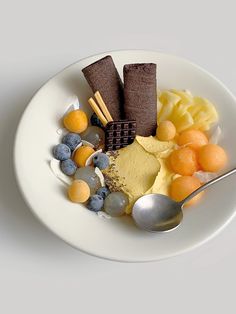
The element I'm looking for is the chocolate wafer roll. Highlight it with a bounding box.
[82,56,124,121]
[123,63,157,136]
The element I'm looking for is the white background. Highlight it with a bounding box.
[0,0,236,313]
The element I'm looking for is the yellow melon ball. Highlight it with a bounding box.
[73,146,95,167]
[170,176,202,206]
[177,129,208,151]
[156,120,176,141]
[198,144,227,172]
[68,180,90,203]
[170,147,199,176]
[63,110,88,133]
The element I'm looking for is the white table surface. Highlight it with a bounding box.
[1,0,235,313]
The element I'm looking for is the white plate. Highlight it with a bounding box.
[14,50,236,262]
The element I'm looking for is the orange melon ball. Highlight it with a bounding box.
[169,147,198,176]
[156,120,176,141]
[177,129,208,151]
[198,144,227,172]
[68,180,90,203]
[63,110,88,133]
[170,176,202,206]
[73,146,95,167]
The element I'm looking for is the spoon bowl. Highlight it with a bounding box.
[132,168,236,232]
[132,194,183,232]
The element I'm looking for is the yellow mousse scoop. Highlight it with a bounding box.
[104,137,175,214]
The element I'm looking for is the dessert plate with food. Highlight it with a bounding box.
[14,50,236,262]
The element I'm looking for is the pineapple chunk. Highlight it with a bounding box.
[158,91,181,122]
[174,112,194,133]
[158,90,218,132]
[171,89,193,105]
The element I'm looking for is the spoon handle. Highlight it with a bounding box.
[180,168,236,207]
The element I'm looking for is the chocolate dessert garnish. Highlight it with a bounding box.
[88,91,136,151]
[105,120,136,151]
[82,56,124,120]
[123,63,157,136]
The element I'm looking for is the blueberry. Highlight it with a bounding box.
[93,153,109,170]
[60,159,77,176]
[62,133,81,151]
[90,113,103,128]
[53,144,71,161]
[97,186,110,199]
[87,194,104,212]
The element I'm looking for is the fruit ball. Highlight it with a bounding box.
[68,180,90,203]
[63,110,88,133]
[73,146,95,167]
[177,129,208,151]
[104,192,128,216]
[156,120,176,141]
[198,144,227,172]
[170,176,202,206]
[74,166,101,194]
[170,147,198,176]
[80,126,105,149]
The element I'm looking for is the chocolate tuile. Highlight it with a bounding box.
[82,55,124,121]
[123,63,157,137]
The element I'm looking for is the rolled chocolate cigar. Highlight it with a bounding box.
[123,63,157,136]
[82,56,124,121]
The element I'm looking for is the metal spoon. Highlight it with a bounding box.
[132,168,236,232]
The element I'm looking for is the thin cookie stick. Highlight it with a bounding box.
[94,91,113,122]
[88,98,108,126]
